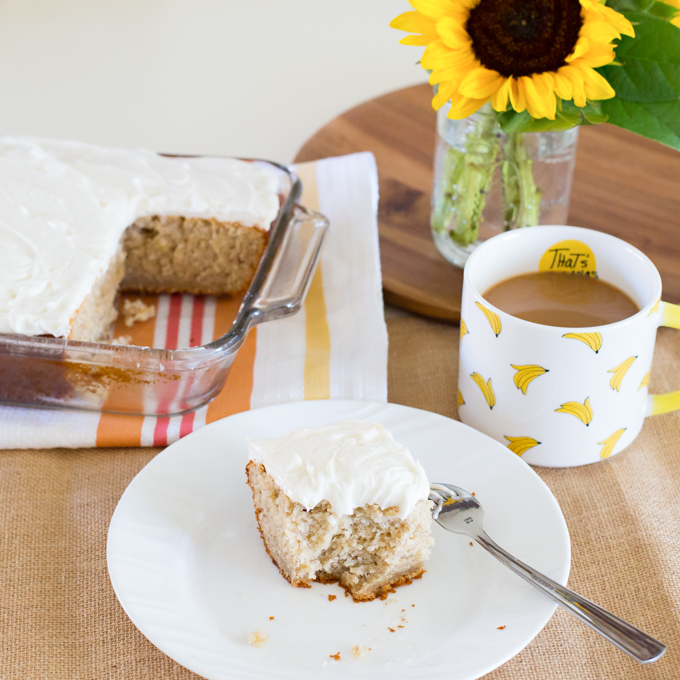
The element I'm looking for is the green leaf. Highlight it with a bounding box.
[497,101,608,133]
[595,11,680,148]
[601,98,680,149]
[607,0,672,16]
[561,100,609,125]
[648,2,679,19]
[598,13,680,102]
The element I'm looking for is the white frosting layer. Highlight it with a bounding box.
[0,137,281,337]
[248,420,430,519]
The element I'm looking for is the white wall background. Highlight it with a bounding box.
[0,0,427,162]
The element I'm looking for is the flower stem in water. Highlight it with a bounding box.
[432,112,499,247]
[502,132,541,230]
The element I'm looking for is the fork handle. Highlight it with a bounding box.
[474,530,666,664]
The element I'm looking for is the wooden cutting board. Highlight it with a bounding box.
[294,83,680,322]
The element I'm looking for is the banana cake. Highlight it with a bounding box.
[0,137,280,342]
[246,420,434,602]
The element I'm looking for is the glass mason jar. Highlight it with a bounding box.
[431,102,579,267]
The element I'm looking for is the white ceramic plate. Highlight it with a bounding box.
[108,400,570,680]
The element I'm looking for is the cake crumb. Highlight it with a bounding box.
[122,298,156,327]
[328,594,337,602]
[469,542,474,546]
[472,492,476,496]
[269,616,274,620]
[412,604,415,607]
[497,625,506,630]
[350,645,370,659]
[398,625,404,629]
[112,335,133,345]
[247,629,268,648]
[329,652,341,661]
[388,627,395,633]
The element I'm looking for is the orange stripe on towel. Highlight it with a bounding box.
[205,297,257,422]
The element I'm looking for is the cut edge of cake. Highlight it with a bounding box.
[245,460,434,602]
[67,217,268,343]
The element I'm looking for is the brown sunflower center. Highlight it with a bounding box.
[466,0,583,78]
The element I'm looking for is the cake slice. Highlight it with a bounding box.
[246,420,433,601]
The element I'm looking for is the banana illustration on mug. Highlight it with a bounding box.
[608,356,637,391]
[648,298,660,316]
[555,397,593,425]
[460,319,468,342]
[598,428,626,459]
[511,364,549,395]
[562,332,603,353]
[470,372,495,409]
[475,302,501,337]
[457,389,465,407]
[638,371,650,391]
[504,436,540,456]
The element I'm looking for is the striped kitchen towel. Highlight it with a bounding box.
[0,153,387,448]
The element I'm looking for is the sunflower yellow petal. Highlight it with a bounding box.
[436,16,472,49]
[391,11,439,45]
[674,16,680,28]
[509,77,527,113]
[432,80,461,109]
[599,5,635,38]
[582,2,635,38]
[448,93,490,119]
[575,63,616,100]
[421,38,451,68]
[490,77,512,111]
[580,20,622,43]
[521,75,554,119]
[458,67,504,98]
[578,42,616,68]
[566,37,590,63]
[411,0,460,21]
[428,50,477,83]
[390,10,433,32]
[559,65,587,107]
[552,71,573,100]
[536,72,557,119]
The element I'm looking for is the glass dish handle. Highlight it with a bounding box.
[241,204,329,329]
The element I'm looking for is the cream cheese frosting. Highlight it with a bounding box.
[0,137,281,337]
[247,420,430,519]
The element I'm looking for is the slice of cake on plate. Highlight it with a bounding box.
[246,420,433,602]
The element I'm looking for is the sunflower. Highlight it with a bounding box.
[391,0,635,121]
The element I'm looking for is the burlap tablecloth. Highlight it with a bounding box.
[1,315,679,679]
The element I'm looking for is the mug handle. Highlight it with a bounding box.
[648,302,680,416]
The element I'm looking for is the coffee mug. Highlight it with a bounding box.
[458,225,680,467]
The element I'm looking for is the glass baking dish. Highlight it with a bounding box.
[0,160,329,416]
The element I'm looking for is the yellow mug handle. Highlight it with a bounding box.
[649,302,680,416]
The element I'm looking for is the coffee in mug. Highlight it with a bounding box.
[482,272,640,327]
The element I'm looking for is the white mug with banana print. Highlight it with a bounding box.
[458,226,680,467]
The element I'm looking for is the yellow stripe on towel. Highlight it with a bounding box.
[295,162,331,400]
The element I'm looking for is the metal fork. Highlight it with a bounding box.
[429,483,666,664]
